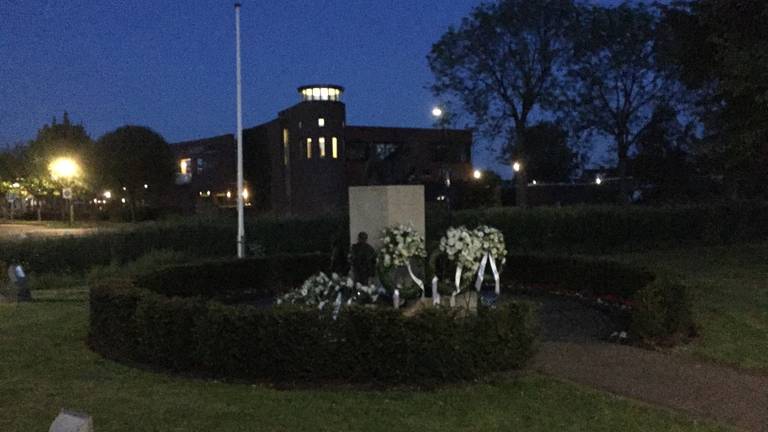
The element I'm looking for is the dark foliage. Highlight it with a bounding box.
[502,253,692,341]
[136,253,329,300]
[89,263,536,385]
[441,202,768,254]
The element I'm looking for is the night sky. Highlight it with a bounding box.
[1,0,639,176]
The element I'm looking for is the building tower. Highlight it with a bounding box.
[276,84,347,214]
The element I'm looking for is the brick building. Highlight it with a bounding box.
[172,84,473,215]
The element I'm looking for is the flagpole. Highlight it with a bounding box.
[235,2,246,258]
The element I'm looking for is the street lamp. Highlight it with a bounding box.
[49,157,80,225]
[511,160,527,208]
[431,106,443,118]
[473,169,483,180]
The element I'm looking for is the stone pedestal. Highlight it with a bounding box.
[348,185,425,248]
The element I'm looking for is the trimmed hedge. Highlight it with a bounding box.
[0,216,344,275]
[502,254,694,340]
[89,255,535,386]
[5,202,768,274]
[136,253,329,299]
[443,201,768,253]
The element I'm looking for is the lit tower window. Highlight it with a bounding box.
[298,85,344,102]
[332,137,339,159]
[306,138,313,159]
[319,137,326,158]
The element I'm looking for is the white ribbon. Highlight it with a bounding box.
[393,289,400,309]
[405,261,425,298]
[332,292,343,320]
[475,252,501,295]
[432,276,440,305]
[450,266,462,307]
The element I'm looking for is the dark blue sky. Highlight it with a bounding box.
[1,0,636,176]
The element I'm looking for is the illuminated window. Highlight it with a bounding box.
[318,118,325,127]
[306,138,313,159]
[320,87,329,100]
[282,128,290,166]
[179,158,191,175]
[312,88,320,99]
[319,137,326,158]
[332,137,339,159]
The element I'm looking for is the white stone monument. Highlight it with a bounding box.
[348,185,425,248]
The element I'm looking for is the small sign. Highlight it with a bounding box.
[62,188,73,200]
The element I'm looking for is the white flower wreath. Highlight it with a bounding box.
[434,225,507,303]
[277,272,379,311]
[377,224,427,304]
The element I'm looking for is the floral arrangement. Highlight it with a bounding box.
[277,272,379,309]
[433,225,507,295]
[475,225,507,266]
[378,224,427,269]
[377,224,427,300]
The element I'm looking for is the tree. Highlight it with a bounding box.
[507,122,576,183]
[94,126,175,222]
[428,0,579,160]
[24,112,94,218]
[631,103,697,200]
[568,3,674,202]
[659,0,768,198]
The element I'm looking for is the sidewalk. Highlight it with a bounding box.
[532,341,768,431]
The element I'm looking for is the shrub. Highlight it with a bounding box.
[503,254,691,342]
[89,255,536,386]
[631,278,694,340]
[135,253,329,299]
[445,201,768,253]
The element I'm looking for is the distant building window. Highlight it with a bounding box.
[306,138,313,159]
[374,143,399,160]
[282,128,290,166]
[179,158,191,175]
[196,158,204,174]
[318,118,325,127]
[332,137,339,159]
[319,137,326,158]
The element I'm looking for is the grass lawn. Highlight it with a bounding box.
[0,289,725,432]
[615,242,768,371]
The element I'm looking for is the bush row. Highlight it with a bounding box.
[89,260,535,385]
[135,253,329,300]
[502,254,693,340]
[0,216,343,274]
[443,201,768,253]
[7,201,768,275]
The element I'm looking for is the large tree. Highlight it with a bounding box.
[94,125,175,222]
[568,3,674,202]
[631,103,697,200]
[428,0,579,160]
[659,0,768,198]
[507,122,576,183]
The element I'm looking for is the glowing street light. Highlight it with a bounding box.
[473,169,483,180]
[595,176,603,185]
[49,157,80,225]
[103,191,112,199]
[512,161,522,172]
[431,106,443,118]
[49,157,80,181]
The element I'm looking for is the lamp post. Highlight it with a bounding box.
[512,160,527,208]
[432,106,452,226]
[49,157,80,225]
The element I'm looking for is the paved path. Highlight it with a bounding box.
[532,341,768,432]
